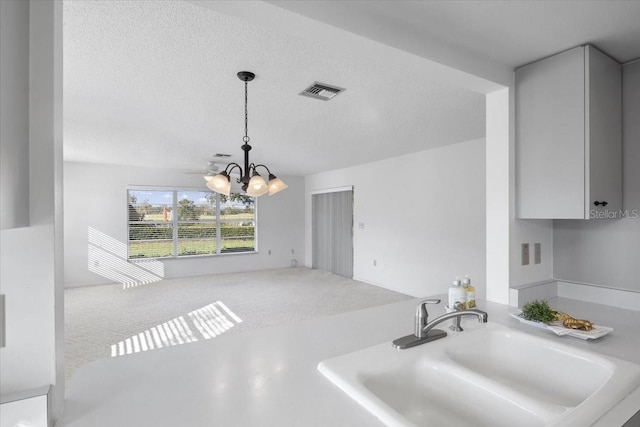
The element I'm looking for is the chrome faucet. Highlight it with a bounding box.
[426,301,488,334]
[393,299,488,349]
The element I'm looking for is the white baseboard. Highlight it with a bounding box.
[510,280,640,311]
[557,281,640,311]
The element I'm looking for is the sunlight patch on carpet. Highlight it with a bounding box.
[110,301,242,357]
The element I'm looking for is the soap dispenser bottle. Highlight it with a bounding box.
[463,275,476,309]
[448,278,466,310]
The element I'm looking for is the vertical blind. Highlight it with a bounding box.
[312,189,354,278]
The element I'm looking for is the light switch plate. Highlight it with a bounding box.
[521,243,530,265]
[534,243,541,264]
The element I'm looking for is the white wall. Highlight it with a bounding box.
[64,162,305,287]
[486,87,555,302]
[506,72,555,291]
[0,0,64,423]
[510,218,554,285]
[305,139,486,299]
[1,226,56,392]
[553,60,640,291]
[0,0,30,230]
[486,89,511,304]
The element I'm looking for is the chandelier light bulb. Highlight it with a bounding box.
[267,174,288,196]
[206,172,231,196]
[247,173,268,197]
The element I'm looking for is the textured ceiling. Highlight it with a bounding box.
[63,0,485,176]
[64,0,640,177]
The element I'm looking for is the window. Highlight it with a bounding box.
[127,189,256,259]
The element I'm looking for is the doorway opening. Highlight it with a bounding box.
[311,188,354,278]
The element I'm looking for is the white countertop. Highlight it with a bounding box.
[60,296,640,426]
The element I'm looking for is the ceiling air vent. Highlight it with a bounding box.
[214,153,231,158]
[299,82,345,101]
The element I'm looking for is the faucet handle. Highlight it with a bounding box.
[453,301,465,311]
[415,299,441,318]
[415,299,441,336]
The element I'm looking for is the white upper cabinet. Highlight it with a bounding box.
[515,45,622,219]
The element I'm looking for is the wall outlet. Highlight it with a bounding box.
[534,243,541,264]
[0,294,5,348]
[521,243,530,265]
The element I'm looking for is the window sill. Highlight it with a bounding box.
[129,250,258,262]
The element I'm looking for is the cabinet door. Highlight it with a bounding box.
[586,46,622,217]
[516,46,586,219]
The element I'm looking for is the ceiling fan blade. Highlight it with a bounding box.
[183,160,221,175]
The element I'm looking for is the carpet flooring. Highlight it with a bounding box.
[64,267,412,384]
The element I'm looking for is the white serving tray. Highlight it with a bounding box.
[509,311,613,340]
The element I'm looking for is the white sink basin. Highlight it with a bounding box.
[318,322,640,427]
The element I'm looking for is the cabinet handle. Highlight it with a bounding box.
[594,201,608,207]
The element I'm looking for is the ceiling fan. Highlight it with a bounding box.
[184,160,220,177]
